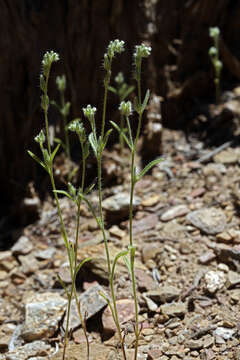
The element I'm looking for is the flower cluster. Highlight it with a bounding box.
[68,119,84,134]
[134,44,151,59]
[107,39,125,58]
[119,101,132,117]
[82,104,97,119]
[42,51,59,76]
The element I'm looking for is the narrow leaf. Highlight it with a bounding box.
[88,132,98,157]
[27,150,47,172]
[50,143,61,162]
[53,190,73,201]
[110,121,132,150]
[121,85,135,101]
[84,178,96,195]
[110,250,129,284]
[141,89,150,112]
[136,157,164,181]
[108,86,117,94]
[74,257,92,280]
[57,274,71,298]
[123,255,131,275]
[99,291,116,324]
[102,128,113,150]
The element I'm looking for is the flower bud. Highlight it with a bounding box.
[119,101,132,116]
[34,129,45,145]
[82,104,97,119]
[209,27,220,39]
[115,72,124,85]
[56,74,66,92]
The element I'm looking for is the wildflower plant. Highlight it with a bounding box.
[111,43,162,360]
[28,51,91,360]
[209,27,222,104]
[109,72,135,154]
[28,41,162,360]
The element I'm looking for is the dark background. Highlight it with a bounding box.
[1,0,239,239]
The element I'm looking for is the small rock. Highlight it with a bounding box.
[102,299,135,335]
[216,231,232,243]
[66,283,108,330]
[186,339,203,350]
[141,244,161,264]
[147,286,180,304]
[133,214,159,234]
[230,289,240,303]
[135,269,156,291]
[186,208,226,234]
[213,327,236,340]
[160,302,186,317]
[142,295,158,312]
[0,271,8,281]
[11,236,33,256]
[213,148,238,164]
[204,270,226,294]
[5,341,51,360]
[0,251,18,272]
[18,254,39,275]
[109,225,125,239]
[142,195,160,207]
[35,248,55,260]
[21,292,67,341]
[227,271,240,288]
[198,250,216,264]
[160,205,189,222]
[102,193,141,221]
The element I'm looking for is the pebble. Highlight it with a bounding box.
[5,340,51,360]
[229,289,240,303]
[160,205,189,222]
[213,148,238,164]
[186,339,203,350]
[133,214,159,234]
[186,208,226,234]
[214,327,236,340]
[11,236,33,256]
[226,271,240,288]
[102,193,141,214]
[35,248,55,260]
[21,292,67,341]
[160,302,186,317]
[147,286,180,304]
[142,294,158,312]
[141,243,161,263]
[198,250,216,264]
[204,270,226,294]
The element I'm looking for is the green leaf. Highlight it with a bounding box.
[111,250,129,285]
[110,121,132,150]
[84,178,96,195]
[88,132,98,157]
[57,274,71,298]
[53,190,73,201]
[102,128,113,150]
[74,257,92,280]
[133,96,141,114]
[136,157,164,182]
[141,89,150,113]
[27,150,48,172]
[99,291,116,323]
[108,86,117,94]
[50,143,61,162]
[123,255,131,275]
[121,85,135,101]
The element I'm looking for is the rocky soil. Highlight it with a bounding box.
[2,95,240,359]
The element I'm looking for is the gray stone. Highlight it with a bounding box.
[142,294,158,312]
[11,236,33,256]
[186,208,226,234]
[65,283,108,330]
[213,327,236,340]
[227,271,240,288]
[147,286,180,304]
[35,248,55,260]
[5,341,51,360]
[102,193,141,214]
[185,339,203,350]
[160,302,186,317]
[160,205,189,222]
[21,292,67,341]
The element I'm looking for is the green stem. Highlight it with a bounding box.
[60,91,70,159]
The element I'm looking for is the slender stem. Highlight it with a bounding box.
[60,91,70,159]
[101,59,112,139]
